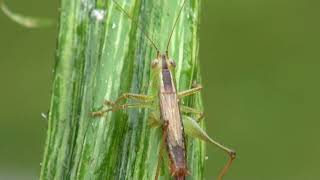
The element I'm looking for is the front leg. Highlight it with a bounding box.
[92,93,154,117]
[178,84,202,99]
[92,102,152,117]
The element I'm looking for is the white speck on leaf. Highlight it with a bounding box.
[112,23,117,29]
[90,9,106,22]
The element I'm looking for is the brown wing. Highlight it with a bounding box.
[160,93,187,176]
[159,67,188,176]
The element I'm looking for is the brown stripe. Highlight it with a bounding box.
[162,69,173,92]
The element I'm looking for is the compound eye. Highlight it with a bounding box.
[169,60,176,68]
[151,60,159,68]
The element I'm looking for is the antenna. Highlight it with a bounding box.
[165,0,187,55]
[111,0,160,52]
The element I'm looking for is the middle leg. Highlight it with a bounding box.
[106,93,153,106]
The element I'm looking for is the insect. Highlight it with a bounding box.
[92,0,236,179]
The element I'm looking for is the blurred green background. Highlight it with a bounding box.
[1,0,319,179]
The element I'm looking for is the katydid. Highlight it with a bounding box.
[92,0,236,179]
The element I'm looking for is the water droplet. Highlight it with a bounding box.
[205,156,209,160]
[112,23,117,29]
[90,9,106,22]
